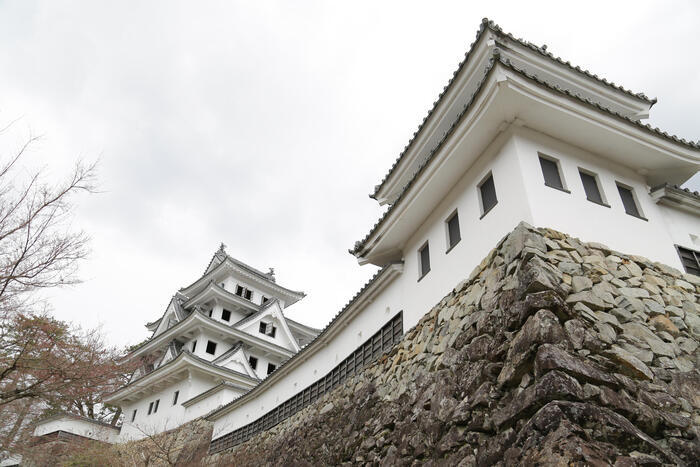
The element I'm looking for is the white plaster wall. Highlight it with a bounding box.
[399,131,533,328]
[513,127,688,269]
[120,372,215,441]
[34,417,119,443]
[211,275,405,438]
[189,330,235,361]
[187,387,245,420]
[657,204,700,254]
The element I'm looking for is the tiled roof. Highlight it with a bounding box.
[651,183,700,201]
[212,343,245,365]
[206,263,399,420]
[352,50,700,256]
[370,18,659,200]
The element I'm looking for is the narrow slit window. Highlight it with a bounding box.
[191,341,197,353]
[148,402,154,415]
[131,410,137,422]
[479,174,498,216]
[446,211,461,251]
[173,391,179,405]
[418,242,430,279]
[579,171,605,205]
[206,340,217,355]
[677,246,700,276]
[221,309,231,321]
[617,184,642,218]
[249,356,258,370]
[539,156,564,190]
[153,399,159,413]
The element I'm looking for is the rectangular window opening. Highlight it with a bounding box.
[154,399,159,413]
[206,341,217,355]
[617,183,644,219]
[267,363,277,375]
[191,341,197,353]
[244,289,252,300]
[148,402,154,415]
[249,356,258,370]
[173,391,179,405]
[677,246,700,276]
[235,285,244,296]
[131,410,137,422]
[579,170,607,206]
[418,242,430,280]
[221,309,231,322]
[478,173,498,217]
[446,211,461,252]
[539,155,565,191]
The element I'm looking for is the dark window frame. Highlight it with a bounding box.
[191,341,197,353]
[205,340,217,355]
[153,399,159,413]
[267,363,277,375]
[418,241,430,281]
[675,245,700,276]
[235,285,244,296]
[445,210,461,253]
[131,410,137,422]
[148,402,154,415]
[579,169,609,207]
[478,172,498,219]
[538,154,569,193]
[221,309,231,322]
[616,182,647,220]
[173,391,179,405]
[249,356,258,370]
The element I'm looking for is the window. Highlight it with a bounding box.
[191,341,197,353]
[261,296,269,305]
[617,183,643,218]
[249,356,258,370]
[236,285,253,301]
[579,170,606,206]
[148,402,154,415]
[418,242,430,280]
[208,309,213,318]
[206,340,217,355]
[259,322,277,338]
[446,211,461,251]
[478,173,498,217]
[677,246,700,276]
[131,410,137,422]
[221,309,231,322]
[153,399,159,413]
[539,156,565,191]
[267,363,277,375]
[173,391,179,405]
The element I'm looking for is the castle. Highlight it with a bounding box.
[32,18,699,454]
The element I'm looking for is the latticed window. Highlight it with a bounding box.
[677,246,700,276]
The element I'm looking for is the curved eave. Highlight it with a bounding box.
[104,352,258,405]
[354,58,699,264]
[206,262,403,422]
[371,19,669,203]
[119,311,295,364]
[179,258,305,305]
[184,281,260,312]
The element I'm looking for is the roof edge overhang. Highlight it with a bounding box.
[354,60,700,264]
[105,352,257,405]
[179,258,305,306]
[372,19,665,204]
[119,312,295,364]
[183,281,261,311]
[650,184,700,215]
[181,382,240,408]
[205,262,404,422]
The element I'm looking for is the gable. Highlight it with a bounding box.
[235,302,300,353]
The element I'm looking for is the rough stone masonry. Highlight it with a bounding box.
[205,222,699,466]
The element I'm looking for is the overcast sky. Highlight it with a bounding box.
[0,1,698,348]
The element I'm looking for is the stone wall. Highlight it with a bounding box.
[206,223,699,466]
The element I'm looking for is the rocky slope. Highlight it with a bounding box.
[207,223,700,466]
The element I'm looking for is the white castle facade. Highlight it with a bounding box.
[33,19,699,452]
